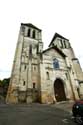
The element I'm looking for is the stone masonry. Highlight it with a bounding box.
[6,23,83,104]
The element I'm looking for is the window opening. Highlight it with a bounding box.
[23,81,25,86]
[33,82,36,89]
[53,59,59,69]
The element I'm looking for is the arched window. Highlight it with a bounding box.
[27,29,31,37]
[32,30,36,39]
[53,59,59,69]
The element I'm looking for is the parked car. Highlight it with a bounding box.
[72,99,83,124]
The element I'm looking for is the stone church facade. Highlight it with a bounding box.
[6,23,83,104]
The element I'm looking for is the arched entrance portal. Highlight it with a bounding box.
[54,79,66,102]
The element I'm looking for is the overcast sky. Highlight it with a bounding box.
[0,0,83,79]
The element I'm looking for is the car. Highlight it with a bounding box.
[72,99,83,124]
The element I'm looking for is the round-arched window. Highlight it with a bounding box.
[53,59,59,69]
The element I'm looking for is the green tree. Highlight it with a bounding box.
[0,80,2,85]
[2,78,10,97]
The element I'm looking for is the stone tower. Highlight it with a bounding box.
[6,23,43,103]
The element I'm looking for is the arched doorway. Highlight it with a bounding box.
[54,79,66,102]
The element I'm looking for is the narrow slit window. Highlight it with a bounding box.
[23,81,25,86]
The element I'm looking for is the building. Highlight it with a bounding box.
[6,23,83,104]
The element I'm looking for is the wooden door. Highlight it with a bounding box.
[54,79,66,102]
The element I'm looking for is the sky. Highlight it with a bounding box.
[0,0,83,79]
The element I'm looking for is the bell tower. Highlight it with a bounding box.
[6,23,43,103]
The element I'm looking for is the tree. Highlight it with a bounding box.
[2,78,10,97]
[0,80,2,85]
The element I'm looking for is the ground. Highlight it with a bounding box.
[0,101,76,125]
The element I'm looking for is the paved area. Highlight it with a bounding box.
[51,101,74,113]
[0,102,76,125]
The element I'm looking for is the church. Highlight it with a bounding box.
[6,23,83,104]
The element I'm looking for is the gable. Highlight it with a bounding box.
[43,48,65,60]
[43,46,66,58]
[42,48,67,70]
[49,33,69,48]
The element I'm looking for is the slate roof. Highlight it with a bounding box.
[21,23,41,31]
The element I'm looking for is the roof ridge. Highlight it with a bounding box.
[21,23,41,31]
